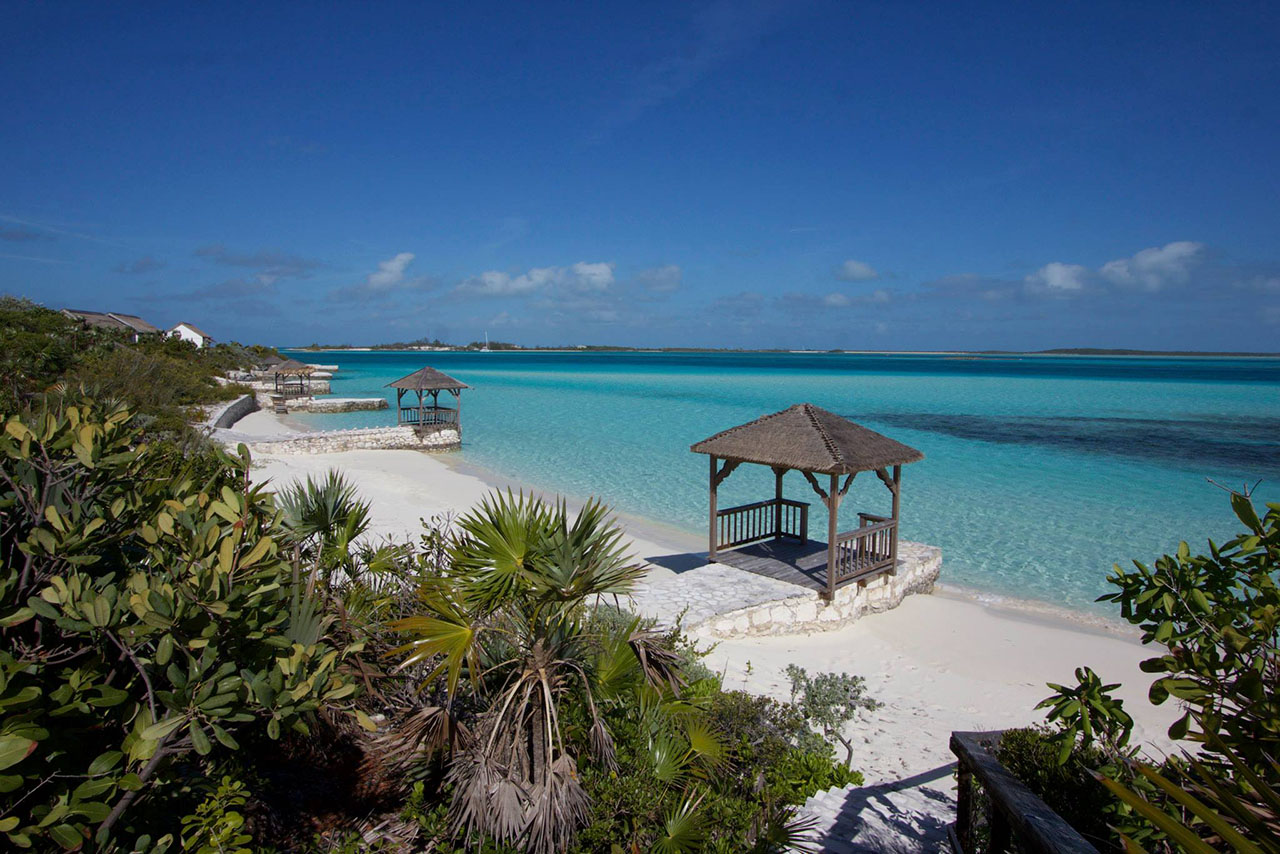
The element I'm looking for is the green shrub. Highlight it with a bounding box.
[1023,491,1280,851]
[0,297,110,412]
[785,664,879,768]
[0,396,363,850]
[179,777,254,854]
[994,726,1121,849]
[1099,491,1279,775]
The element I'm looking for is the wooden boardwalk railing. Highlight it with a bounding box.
[950,730,1100,854]
[716,498,808,550]
[399,406,459,427]
[831,516,897,585]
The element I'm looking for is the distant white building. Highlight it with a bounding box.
[168,322,214,348]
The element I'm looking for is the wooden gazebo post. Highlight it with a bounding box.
[708,455,718,561]
[891,464,901,566]
[773,467,785,540]
[826,473,840,599]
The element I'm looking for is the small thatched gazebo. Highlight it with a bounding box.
[691,404,923,598]
[268,359,316,398]
[386,367,469,434]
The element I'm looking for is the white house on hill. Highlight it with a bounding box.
[168,322,214,348]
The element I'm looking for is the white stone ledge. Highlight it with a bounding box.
[629,540,942,640]
[241,425,460,455]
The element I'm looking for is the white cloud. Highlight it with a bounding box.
[329,251,435,301]
[813,289,891,309]
[1100,241,1203,291]
[458,261,615,297]
[364,252,415,291]
[835,259,879,281]
[637,264,682,293]
[569,261,615,292]
[1025,261,1089,293]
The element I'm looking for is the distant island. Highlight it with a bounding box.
[294,339,1280,357]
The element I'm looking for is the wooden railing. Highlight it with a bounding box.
[399,406,458,427]
[831,517,897,585]
[716,499,808,550]
[950,731,1099,854]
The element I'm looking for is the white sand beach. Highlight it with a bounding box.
[228,409,1182,846]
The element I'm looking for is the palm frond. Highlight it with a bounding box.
[629,622,686,693]
[451,490,555,611]
[650,732,690,784]
[378,704,473,769]
[749,804,820,854]
[684,717,727,768]
[277,469,370,548]
[522,754,590,854]
[652,795,706,854]
[391,611,481,698]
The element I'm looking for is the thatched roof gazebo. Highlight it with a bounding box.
[691,403,924,597]
[386,367,469,434]
[268,359,316,398]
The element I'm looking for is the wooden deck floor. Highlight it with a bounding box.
[712,539,833,592]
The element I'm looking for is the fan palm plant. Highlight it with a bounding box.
[393,491,693,853]
[277,469,372,586]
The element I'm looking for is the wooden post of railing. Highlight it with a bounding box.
[990,810,1012,854]
[955,760,974,853]
[773,468,785,539]
[826,473,839,599]
[890,464,901,568]
[708,455,718,561]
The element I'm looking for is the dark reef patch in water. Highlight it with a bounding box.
[865,413,1280,471]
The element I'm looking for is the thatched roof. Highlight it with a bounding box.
[108,313,161,335]
[691,403,923,475]
[171,321,213,339]
[386,366,469,391]
[267,359,316,375]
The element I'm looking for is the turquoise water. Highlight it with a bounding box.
[281,350,1280,613]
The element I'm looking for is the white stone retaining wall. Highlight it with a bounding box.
[690,541,942,639]
[207,394,259,429]
[297,397,388,413]
[244,425,460,454]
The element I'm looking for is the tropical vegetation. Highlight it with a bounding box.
[977,489,1280,852]
[0,296,274,439]
[0,388,870,851]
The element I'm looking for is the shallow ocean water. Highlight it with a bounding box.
[281,350,1280,613]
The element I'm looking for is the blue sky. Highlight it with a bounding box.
[2,1,1277,350]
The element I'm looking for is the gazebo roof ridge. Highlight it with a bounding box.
[386,366,469,391]
[690,403,923,475]
[802,403,845,467]
[268,359,316,375]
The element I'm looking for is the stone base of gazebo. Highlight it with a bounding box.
[628,541,941,639]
